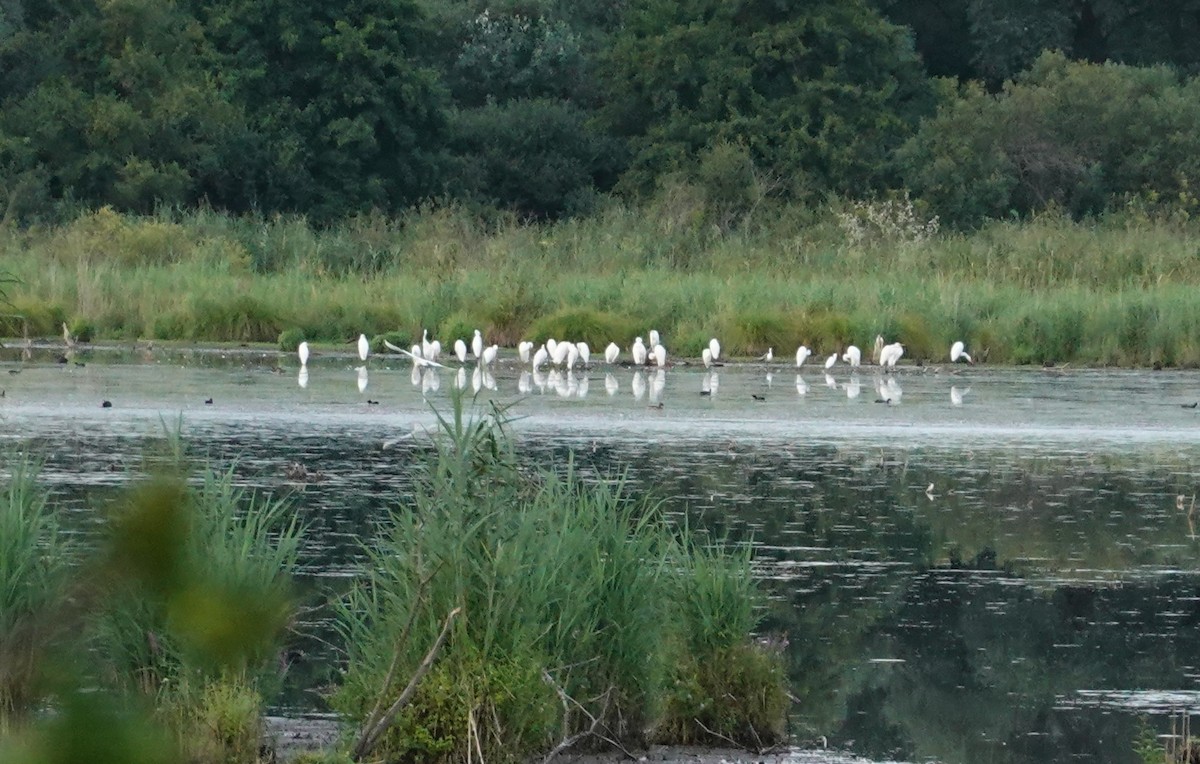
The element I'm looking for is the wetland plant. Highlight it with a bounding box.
[335,398,787,762]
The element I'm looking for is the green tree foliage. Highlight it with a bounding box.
[900,52,1200,225]
[601,0,933,202]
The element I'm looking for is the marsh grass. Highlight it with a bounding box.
[335,397,784,762]
[4,203,1200,364]
[0,456,71,729]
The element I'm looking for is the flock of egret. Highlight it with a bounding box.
[292,329,974,405]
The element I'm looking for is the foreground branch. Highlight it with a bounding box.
[352,606,462,761]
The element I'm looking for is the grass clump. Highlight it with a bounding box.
[0,457,72,729]
[335,398,786,762]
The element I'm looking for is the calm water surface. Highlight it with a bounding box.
[3,344,1200,764]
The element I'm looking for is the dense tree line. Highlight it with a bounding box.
[2,0,1199,227]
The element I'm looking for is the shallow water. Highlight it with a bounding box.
[3,343,1200,764]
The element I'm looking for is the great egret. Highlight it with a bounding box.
[472,330,484,360]
[358,334,370,362]
[824,353,837,370]
[759,348,774,363]
[482,344,498,367]
[604,342,619,364]
[709,338,721,360]
[551,341,571,367]
[842,346,862,367]
[873,334,885,364]
[298,341,310,367]
[652,344,667,368]
[384,339,447,368]
[454,339,468,364]
[632,337,648,365]
[649,329,661,348]
[951,341,972,363]
[566,342,580,370]
[546,338,558,358]
[533,344,548,370]
[577,342,590,365]
[421,329,433,359]
[880,342,904,369]
[518,341,533,364]
[702,347,713,368]
[795,346,812,367]
[428,340,441,363]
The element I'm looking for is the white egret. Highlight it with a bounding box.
[795,346,812,367]
[709,337,721,360]
[824,353,837,370]
[454,339,468,364]
[951,341,972,363]
[842,345,862,367]
[566,342,580,370]
[472,329,484,360]
[632,337,648,365]
[577,342,590,365]
[702,347,713,368]
[428,339,441,363]
[652,343,666,368]
[357,334,370,361]
[759,348,774,363]
[384,339,448,368]
[872,334,885,364]
[649,329,661,348]
[532,344,548,370]
[481,344,498,367]
[605,373,619,396]
[604,342,619,364]
[518,340,533,364]
[880,342,905,369]
[298,341,310,367]
[546,338,558,358]
[421,329,433,359]
[551,341,571,367]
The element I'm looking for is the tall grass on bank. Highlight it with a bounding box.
[0,436,304,764]
[334,399,786,762]
[0,456,71,730]
[4,202,1200,365]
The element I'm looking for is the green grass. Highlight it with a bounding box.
[334,397,785,762]
[4,203,1200,365]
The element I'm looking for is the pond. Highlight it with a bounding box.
[3,342,1199,764]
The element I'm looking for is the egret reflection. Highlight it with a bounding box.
[795,375,808,396]
[298,368,309,389]
[605,373,619,396]
[356,366,368,393]
[518,370,532,394]
[631,370,647,401]
[456,366,469,391]
[846,375,861,399]
[825,373,837,390]
[951,385,969,406]
[649,369,666,404]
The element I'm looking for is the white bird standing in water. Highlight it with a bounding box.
[709,337,721,361]
[421,329,434,360]
[632,337,648,365]
[880,342,905,369]
[702,348,713,368]
[842,345,862,367]
[532,344,548,370]
[472,329,484,360]
[298,341,310,367]
[518,340,533,364]
[795,346,812,367]
[604,342,619,364]
[652,344,667,368]
[873,334,885,364]
[454,339,468,364]
[384,339,447,368]
[759,348,774,363]
[577,342,591,365]
[824,353,837,370]
[481,344,498,367]
[951,340,973,363]
[358,334,370,362]
[649,329,661,348]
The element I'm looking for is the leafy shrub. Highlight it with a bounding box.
[278,328,305,352]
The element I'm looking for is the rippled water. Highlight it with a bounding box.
[3,343,1200,764]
